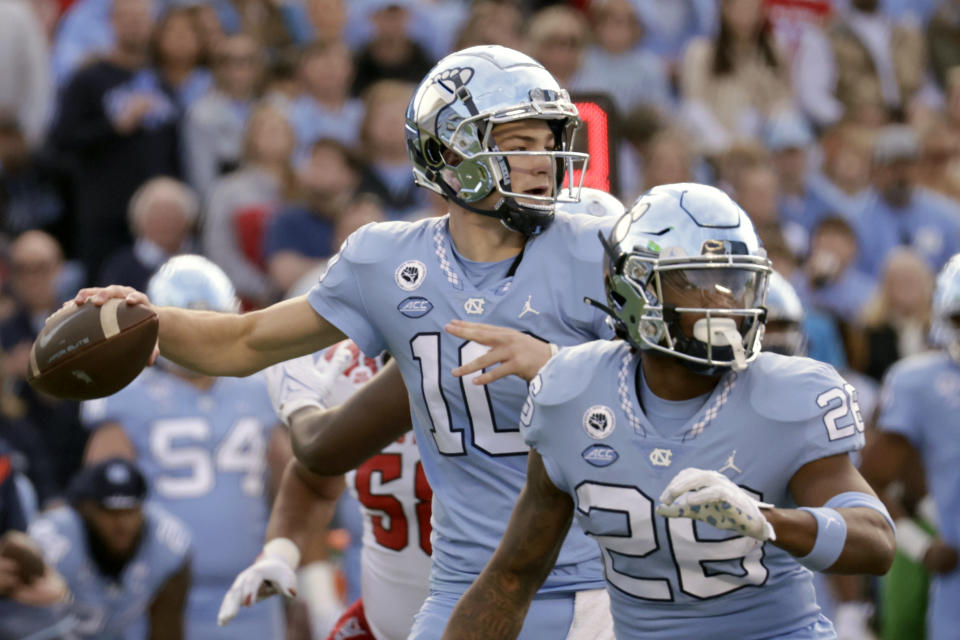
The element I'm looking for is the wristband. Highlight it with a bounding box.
[263,537,301,570]
[824,491,896,534]
[549,343,560,357]
[796,507,847,572]
[917,495,938,527]
[894,518,933,563]
[278,399,324,428]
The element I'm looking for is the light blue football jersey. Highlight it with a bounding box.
[80,367,283,640]
[28,502,190,640]
[308,212,613,593]
[522,341,866,639]
[876,351,960,640]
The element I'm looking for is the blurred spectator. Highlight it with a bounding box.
[679,0,793,155]
[629,0,717,66]
[617,104,666,203]
[289,40,364,152]
[0,402,59,509]
[184,33,261,200]
[853,125,960,278]
[265,139,360,293]
[916,117,960,201]
[306,0,347,45]
[805,120,874,227]
[849,247,934,380]
[525,5,589,90]
[0,0,52,148]
[572,0,672,117]
[0,118,74,254]
[454,0,524,51]
[827,0,926,123]
[764,110,816,249]
[203,103,295,306]
[189,2,226,66]
[51,0,115,85]
[351,0,433,97]
[148,6,212,111]
[183,34,262,200]
[355,80,423,220]
[0,232,87,494]
[51,0,181,282]
[640,128,694,193]
[0,440,27,534]
[733,161,807,256]
[261,46,300,112]
[98,177,198,290]
[926,0,960,89]
[793,215,876,324]
[333,193,386,249]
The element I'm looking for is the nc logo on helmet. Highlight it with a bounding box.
[583,405,615,439]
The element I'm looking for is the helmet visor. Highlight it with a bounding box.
[657,267,766,312]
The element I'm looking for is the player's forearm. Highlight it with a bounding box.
[768,507,895,575]
[265,459,345,555]
[158,297,342,377]
[442,570,536,640]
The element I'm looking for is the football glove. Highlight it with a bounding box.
[217,538,300,627]
[656,467,776,542]
[264,341,357,426]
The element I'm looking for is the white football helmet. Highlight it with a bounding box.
[405,45,588,236]
[762,271,806,357]
[557,187,625,218]
[147,255,240,313]
[600,183,771,375]
[932,253,960,363]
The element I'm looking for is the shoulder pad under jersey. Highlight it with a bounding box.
[338,219,436,265]
[548,211,615,263]
[535,339,626,407]
[747,352,849,422]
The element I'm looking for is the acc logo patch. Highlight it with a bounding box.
[582,405,615,439]
[395,260,426,291]
[581,444,619,468]
[397,296,433,319]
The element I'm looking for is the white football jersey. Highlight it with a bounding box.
[320,342,432,640]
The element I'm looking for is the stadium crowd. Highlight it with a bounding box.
[0,0,959,638]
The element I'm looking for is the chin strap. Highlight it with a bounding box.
[427,168,555,237]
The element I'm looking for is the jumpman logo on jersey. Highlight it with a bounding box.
[719,450,742,475]
[518,295,540,319]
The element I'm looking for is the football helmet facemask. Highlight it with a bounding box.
[405,45,587,236]
[762,271,806,357]
[599,183,771,375]
[932,253,960,363]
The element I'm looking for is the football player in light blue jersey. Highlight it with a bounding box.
[859,253,960,640]
[70,45,620,638]
[1,458,191,640]
[445,183,896,640]
[80,257,288,640]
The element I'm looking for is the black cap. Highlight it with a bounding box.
[69,458,148,509]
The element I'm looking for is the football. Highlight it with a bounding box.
[0,531,45,584]
[27,300,158,400]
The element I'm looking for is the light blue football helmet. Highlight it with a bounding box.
[147,255,239,313]
[599,183,772,375]
[933,253,960,362]
[405,45,588,236]
[763,271,807,357]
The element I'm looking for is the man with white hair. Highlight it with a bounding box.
[98,177,199,290]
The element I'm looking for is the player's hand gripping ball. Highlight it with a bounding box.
[27,300,158,400]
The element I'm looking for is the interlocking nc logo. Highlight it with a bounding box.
[464,298,485,315]
[649,448,672,467]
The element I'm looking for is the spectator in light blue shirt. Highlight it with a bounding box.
[853,125,960,278]
[793,215,877,325]
[287,41,364,158]
[572,0,673,116]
